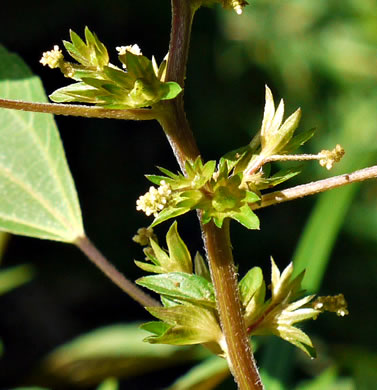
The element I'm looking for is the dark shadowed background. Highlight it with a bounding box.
[0,1,376,389]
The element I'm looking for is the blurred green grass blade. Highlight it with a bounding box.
[0,45,84,242]
[334,346,377,390]
[0,264,34,295]
[344,202,377,244]
[36,323,207,387]
[293,367,354,390]
[292,186,358,291]
[96,378,119,390]
[292,153,374,291]
[259,338,290,390]
[166,355,229,390]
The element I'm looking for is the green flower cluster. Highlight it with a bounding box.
[138,157,260,229]
[135,224,348,358]
[40,27,182,108]
[136,87,345,231]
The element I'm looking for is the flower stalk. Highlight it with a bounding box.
[0,98,157,120]
[75,235,160,308]
[250,165,377,211]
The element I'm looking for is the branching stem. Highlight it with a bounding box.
[0,98,157,120]
[251,165,377,210]
[159,1,264,389]
[202,220,264,390]
[75,235,160,308]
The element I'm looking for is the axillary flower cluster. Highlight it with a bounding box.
[136,86,345,230]
[136,181,173,217]
[39,27,182,109]
[132,223,349,358]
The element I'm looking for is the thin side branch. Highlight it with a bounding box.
[0,98,157,120]
[75,235,160,308]
[251,165,377,210]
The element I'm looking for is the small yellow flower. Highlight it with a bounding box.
[230,0,246,14]
[319,144,345,170]
[40,45,64,69]
[136,180,172,217]
[116,44,142,56]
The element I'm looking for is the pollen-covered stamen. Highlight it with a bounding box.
[136,180,173,217]
[230,0,247,14]
[40,45,64,69]
[312,293,349,317]
[116,44,142,56]
[319,144,345,170]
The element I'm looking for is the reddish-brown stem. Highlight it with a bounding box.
[0,98,157,120]
[202,220,264,390]
[251,165,377,210]
[75,235,160,308]
[157,103,200,171]
[159,0,199,172]
[160,2,264,389]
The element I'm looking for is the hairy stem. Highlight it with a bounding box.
[202,220,264,390]
[75,235,160,308]
[251,165,377,210]
[0,98,157,120]
[159,2,264,389]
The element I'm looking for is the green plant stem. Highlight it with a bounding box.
[0,98,157,120]
[159,2,264,389]
[202,220,264,390]
[250,165,377,211]
[75,235,160,308]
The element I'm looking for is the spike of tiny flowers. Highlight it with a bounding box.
[224,0,248,14]
[244,260,349,357]
[116,44,142,56]
[136,180,173,217]
[319,144,345,170]
[133,227,157,246]
[312,294,349,317]
[40,45,64,69]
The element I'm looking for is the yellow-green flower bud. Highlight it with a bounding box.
[133,227,157,246]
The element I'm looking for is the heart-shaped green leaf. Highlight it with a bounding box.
[0,46,84,242]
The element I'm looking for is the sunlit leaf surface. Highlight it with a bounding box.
[0,46,83,242]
